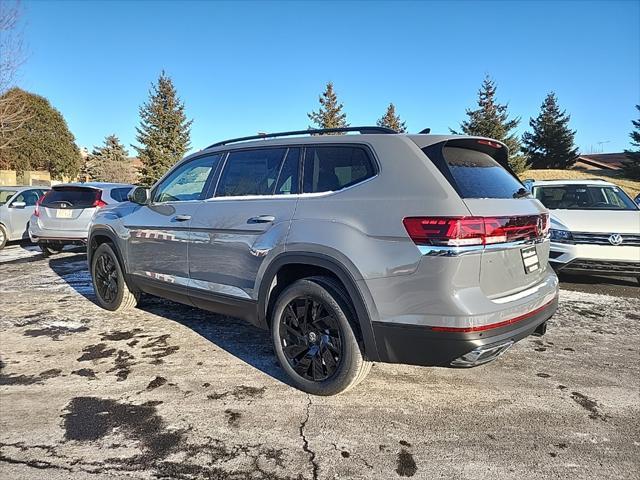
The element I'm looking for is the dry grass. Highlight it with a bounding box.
[520,169,640,199]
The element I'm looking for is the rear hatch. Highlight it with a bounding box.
[39,186,104,231]
[421,138,549,298]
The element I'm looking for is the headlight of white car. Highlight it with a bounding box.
[549,229,574,243]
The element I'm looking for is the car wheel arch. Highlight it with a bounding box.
[257,252,381,361]
[88,228,128,277]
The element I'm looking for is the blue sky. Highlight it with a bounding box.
[16,0,640,155]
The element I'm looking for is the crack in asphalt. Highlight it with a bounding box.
[299,395,319,480]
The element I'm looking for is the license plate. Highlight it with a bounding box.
[521,246,540,274]
[56,209,73,219]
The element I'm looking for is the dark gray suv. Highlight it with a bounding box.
[88,127,558,395]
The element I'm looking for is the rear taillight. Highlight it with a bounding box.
[403,214,549,247]
[34,192,50,217]
[93,191,107,208]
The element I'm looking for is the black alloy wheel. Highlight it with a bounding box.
[94,251,119,304]
[279,296,343,382]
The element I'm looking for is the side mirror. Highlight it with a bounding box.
[128,186,150,205]
[11,201,26,209]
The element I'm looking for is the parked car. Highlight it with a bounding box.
[0,186,49,250]
[88,127,558,395]
[29,182,134,256]
[532,179,640,283]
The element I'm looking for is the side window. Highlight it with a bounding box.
[153,154,222,203]
[110,187,133,203]
[216,148,287,197]
[274,148,300,195]
[14,190,40,206]
[303,146,375,193]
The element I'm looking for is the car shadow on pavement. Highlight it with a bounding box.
[137,298,289,384]
[0,243,46,265]
[47,253,289,385]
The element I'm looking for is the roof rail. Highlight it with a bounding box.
[206,126,397,148]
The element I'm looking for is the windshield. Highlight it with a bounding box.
[533,185,638,211]
[0,190,17,205]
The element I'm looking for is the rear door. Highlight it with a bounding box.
[188,146,300,302]
[422,139,549,298]
[39,186,101,233]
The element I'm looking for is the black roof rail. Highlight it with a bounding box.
[206,126,397,149]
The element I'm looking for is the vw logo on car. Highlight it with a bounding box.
[608,233,623,246]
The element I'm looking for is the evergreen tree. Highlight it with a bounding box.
[308,82,348,131]
[377,103,407,132]
[623,105,640,179]
[521,93,578,169]
[454,76,528,173]
[0,88,81,179]
[134,71,192,185]
[88,134,137,183]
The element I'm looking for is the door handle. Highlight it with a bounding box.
[172,215,192,222]
[248,215,275,224]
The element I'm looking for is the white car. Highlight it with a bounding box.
[531,179,640,283]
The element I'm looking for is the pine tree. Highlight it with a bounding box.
[0,88,81,179]
[623,105,640,180]
[308,82,349,131]
[88,134,137,183]
[134,71,192,185]
[454,76,528,174]
[377,103,407,133]
[521,93,578,169]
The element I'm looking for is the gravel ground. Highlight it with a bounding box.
[0,243,638,480]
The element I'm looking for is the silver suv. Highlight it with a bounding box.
[88,127,558,395]
[0,186,49,250]
[29,182,134,255]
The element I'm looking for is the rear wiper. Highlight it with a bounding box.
[513,188,530,199]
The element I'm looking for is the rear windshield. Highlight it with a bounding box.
[42,187,99,208]
[422,145,525,199]
[0,190,17,205]
[533,185,638,211]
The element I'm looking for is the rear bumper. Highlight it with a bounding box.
[29,222,88,244]
[372,296,558,367]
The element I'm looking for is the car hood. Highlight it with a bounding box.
[550,209,640,234]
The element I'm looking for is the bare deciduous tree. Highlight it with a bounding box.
[0,0,30,153]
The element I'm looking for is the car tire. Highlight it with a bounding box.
[39,244,64,257]
[271,275,371,396]
[91,243,140,312]
[0,225,7,250]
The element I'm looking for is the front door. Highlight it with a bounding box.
[124,154,223,292]
[188,147,301,302]
[9,189,43,239]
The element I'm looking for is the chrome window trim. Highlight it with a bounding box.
[418,238,549,257]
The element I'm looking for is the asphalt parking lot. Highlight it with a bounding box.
[0,243,638,480]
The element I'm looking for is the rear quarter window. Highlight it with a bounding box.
[422,143,524,199]
[109,187,133,202]
[303,146,375,193]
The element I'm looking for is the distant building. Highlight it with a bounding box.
[574,153,629,171]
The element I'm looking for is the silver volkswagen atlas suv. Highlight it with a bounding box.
[88,127,558,395]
